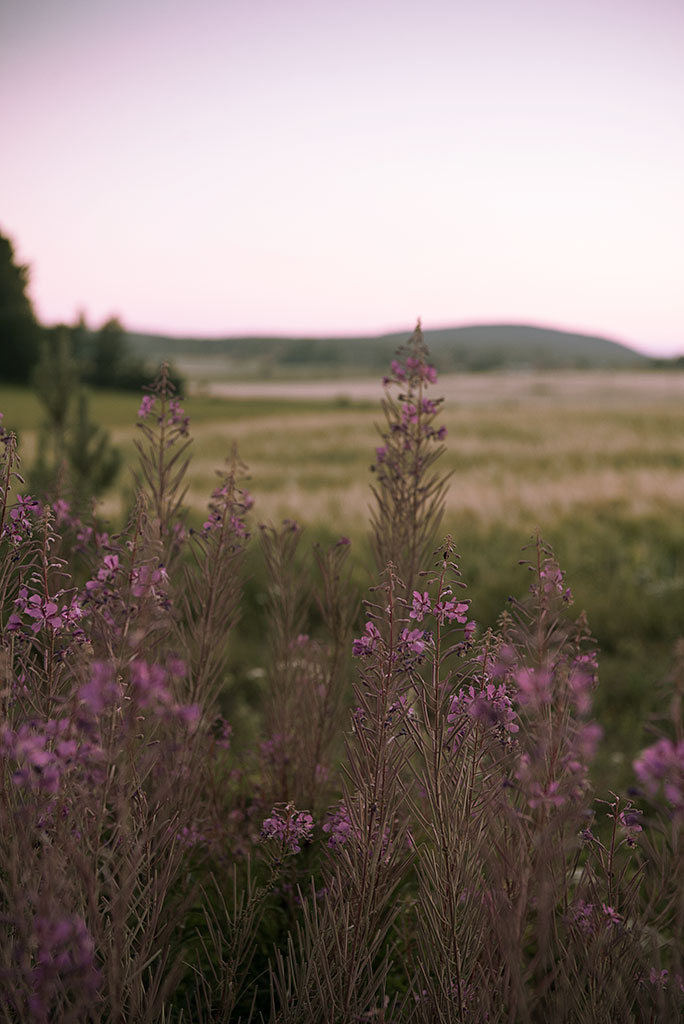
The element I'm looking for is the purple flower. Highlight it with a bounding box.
[576,722,603,760]
[401,402,418,426]
[176,824,207,847]
[634,737,684,810]
[138,394,155,418]
[215,718,233,750]
[433,598,469,625]
[168,656,187,677]
[601,903,623,927]
[203,510,221,533]
[12,592,65,634]
[537,559,573,603]
[399,627,428,656]
[619,807,643,847]
[409,590,431,621]
[648,968,669,990]
[28,913,100,1015]
[448,682,519,735]
[261,804,315,853]
[568,665,594,714]
[322,803,355,849]
[78,662,120,714]
[130,562,168,598]
[515,666,553,707]
[168,398,190,435]
[352,621,381,658]
[52,498,71,523]
[168,702,201,731]
[567,900,595,935]
[2,494,41,544]
[129,660,170,706]
[1,718,100,795]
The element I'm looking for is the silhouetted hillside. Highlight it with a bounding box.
[125,323,649,375]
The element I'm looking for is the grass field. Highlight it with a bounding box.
[3,368,684,788]
[5,369,684,529]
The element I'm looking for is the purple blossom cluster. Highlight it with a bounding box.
[634,737,684,811]
[448,681,519,737]
[384,356,438,386]
[138,394,155,418]
[640,968,684,994]
[322,803,356,849]
[618,807,644,847]
[21,913,101,1023]
[533,558,573,604]
[261,804,315,854]
[78,661,121,715]
[130,562,169,602]
[409,588,471,627]
[76,657,198,729]
[565,900,623,936]
[568,651,599,714]
[6,586,88,643]
[200,477,253,541]
[352,621,381,658]
[51,498,111,555]
[514,666,554,708]
[514,737,595,809]
[129,658,199,728]
[0,717,103,795]
[372,342,447,480]
[137,393,190,436]
[397,626,432,665]
[1,494,42,546]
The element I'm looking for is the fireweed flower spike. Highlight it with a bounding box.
[369,321,450,598]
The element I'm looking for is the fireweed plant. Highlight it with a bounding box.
[0,330,682,1021]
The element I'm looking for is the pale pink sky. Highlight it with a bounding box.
[2,0,683,355]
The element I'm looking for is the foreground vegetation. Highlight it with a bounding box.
[1,330,684,1021]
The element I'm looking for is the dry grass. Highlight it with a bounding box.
[185,372,684,531]
[6,370,684,532]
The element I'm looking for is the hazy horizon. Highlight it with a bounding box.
[120,317,657,359]
[3,0,683,356]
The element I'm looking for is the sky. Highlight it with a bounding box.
[2,0,683,355]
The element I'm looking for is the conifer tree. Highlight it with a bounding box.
[0,230,42,382]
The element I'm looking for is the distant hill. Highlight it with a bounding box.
[125,323,649,376]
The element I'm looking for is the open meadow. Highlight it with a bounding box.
[6,368,684,528]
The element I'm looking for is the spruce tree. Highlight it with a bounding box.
[0,230,42,382]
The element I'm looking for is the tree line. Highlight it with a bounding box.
[0,227,181,508]
[0,227,179,390]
